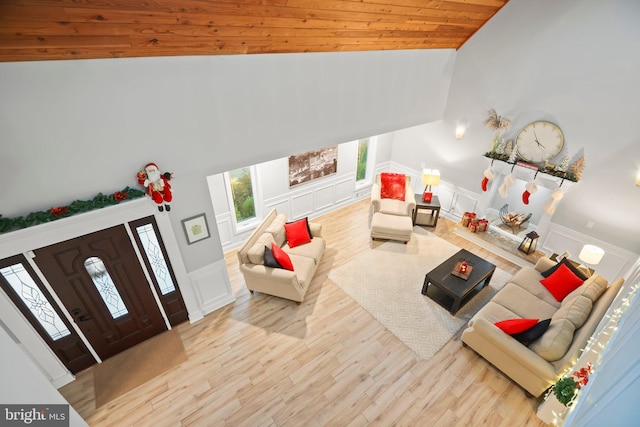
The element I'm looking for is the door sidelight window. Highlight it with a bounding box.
[0,262,71,341]
[135,223,176,295]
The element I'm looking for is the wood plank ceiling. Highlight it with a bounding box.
[0,0,509,62]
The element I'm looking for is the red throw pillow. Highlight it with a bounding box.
[284,218,312,248]
[271,243,294,271]
[494,318,539,334]
[540,263,585,302]
[380,173,406,201]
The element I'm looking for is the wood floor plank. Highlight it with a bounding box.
[58,198,549,426]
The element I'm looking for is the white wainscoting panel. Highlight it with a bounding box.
[215,213,234,248]
[291,191,314,219]
[315,184,335,211]
[267,198,291,219]
[335,177,356,204]
[436,187,455,214]
[188,259,236,316]
[450,189,479,220]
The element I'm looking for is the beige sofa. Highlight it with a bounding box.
[461,256,624,397]
[237,208,326,303]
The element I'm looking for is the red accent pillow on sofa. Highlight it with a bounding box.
[380,173,406,201]
[494,318,539,334]
[540,263,585,302]
[284,218,312,248]
[271,243,294,271]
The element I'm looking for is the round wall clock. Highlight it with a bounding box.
[515,121,564,163]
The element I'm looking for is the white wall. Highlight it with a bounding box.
[0,49,455,274]
[389,0,640,255]
[0,324,88,426]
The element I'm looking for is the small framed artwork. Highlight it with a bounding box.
[181,214,210,245]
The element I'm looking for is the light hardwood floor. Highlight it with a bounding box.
[59,199,549,426]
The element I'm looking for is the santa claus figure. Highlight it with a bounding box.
[137,163,173,212]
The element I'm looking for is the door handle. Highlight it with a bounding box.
[71,308,92,322]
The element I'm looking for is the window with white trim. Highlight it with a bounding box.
[224,166,261,233]
[355,136,376,189]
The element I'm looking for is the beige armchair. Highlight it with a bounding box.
[369,173,416,242]
[370,173,416,217]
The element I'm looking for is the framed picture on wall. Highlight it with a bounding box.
[288,145,338,187]
[181,214,210,244]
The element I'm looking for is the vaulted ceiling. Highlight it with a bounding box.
[0,0,508,62]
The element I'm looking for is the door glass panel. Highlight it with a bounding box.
[0,263,71,341]
[135,224,176,295]
[84,257,128,318]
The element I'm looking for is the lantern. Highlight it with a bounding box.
[518,231,539,255]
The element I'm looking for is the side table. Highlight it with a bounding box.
[413,194,441,227]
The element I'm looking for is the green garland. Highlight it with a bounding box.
[0,186,145,234]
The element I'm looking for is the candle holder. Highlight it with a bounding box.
[452,259,473,280]
[518,231,539,255]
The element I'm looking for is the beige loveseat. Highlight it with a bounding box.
[461,256,624,397]
[237,208,326,303]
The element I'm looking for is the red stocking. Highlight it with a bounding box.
[522,180,537,205]
[481,167,495,192]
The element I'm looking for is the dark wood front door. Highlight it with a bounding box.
[33,225,167,361]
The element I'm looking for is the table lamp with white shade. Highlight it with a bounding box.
[421,169,440,202]
[578,244,605,277]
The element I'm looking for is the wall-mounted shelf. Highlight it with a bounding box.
[484,153,579,187]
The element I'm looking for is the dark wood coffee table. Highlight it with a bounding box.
[421,249,496,314]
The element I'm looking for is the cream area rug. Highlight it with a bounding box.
[328,227,512,360]
[93,329,187,407]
